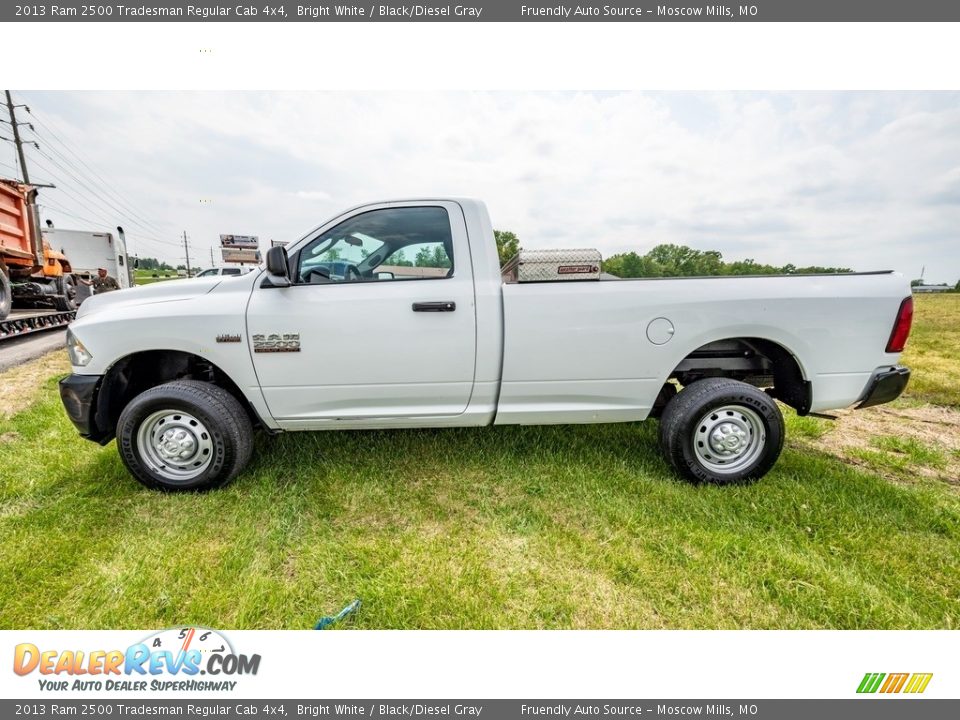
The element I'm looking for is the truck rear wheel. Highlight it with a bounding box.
[658,378,784,485]
[52,274,78,311]
[116,380,253,491]
[0,262,11,322]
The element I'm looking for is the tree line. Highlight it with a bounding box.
[137,257,175,272]
[602,245,851,278]
[494,231,851,277]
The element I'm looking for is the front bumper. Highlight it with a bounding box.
[856,365,910,410]
[58,373,107,441]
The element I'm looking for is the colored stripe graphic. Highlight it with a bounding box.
[857,673,885,693]
[857,672,932,694]
[904,673,933,694]
[880,673,909,693]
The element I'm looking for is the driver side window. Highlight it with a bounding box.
[296,206,454,285]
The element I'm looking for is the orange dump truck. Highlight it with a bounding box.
[0,179,76,322]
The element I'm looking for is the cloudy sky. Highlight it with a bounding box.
[6,91,960,283]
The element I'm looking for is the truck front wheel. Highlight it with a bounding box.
[658,378,784,485]
[116,380,253,491]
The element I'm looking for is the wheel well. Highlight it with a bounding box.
[660,337,811,416]
[94,350,259,442]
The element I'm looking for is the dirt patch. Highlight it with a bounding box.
[809,404,960,486]
[0,350,71,419]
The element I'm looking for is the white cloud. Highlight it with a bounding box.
[13,91,960,283]
[295,190,333,201]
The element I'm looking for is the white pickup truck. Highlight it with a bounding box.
[59,199,913,491]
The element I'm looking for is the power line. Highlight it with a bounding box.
[28,134,168,239]
[28,155,144,235]
[39,199,184,258]
[39,199,119,231]
[36,186,181,250]
[28,153,120,219]
[26,151,181,249]
[23,130,187,255]
[29,143,167,240]
[14,92,173,237]
[8,94,191,265]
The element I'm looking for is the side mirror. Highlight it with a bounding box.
[263,246,291,288]
[376,271,395,280]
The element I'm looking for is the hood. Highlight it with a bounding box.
[75,277,223,319]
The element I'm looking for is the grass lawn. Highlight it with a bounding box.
[901,293,960,407]
[133,269,181,286]
[0,296,958,630]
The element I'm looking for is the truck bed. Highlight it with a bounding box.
[495,270,910,423]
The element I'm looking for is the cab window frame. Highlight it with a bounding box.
[290,205,456,287]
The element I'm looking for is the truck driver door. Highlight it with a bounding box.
[245,202,477,427]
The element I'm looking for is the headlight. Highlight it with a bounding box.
[66,329,93,367]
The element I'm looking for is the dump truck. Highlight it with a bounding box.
[0,179,77,322]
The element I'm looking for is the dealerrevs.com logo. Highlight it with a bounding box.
[14,627,260,692]
[857,672,933,694]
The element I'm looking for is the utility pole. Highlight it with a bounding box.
[5,90,30,184]
[210,247,215,268]
[182,231,192,277]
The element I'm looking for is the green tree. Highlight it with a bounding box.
[388,249,413,267]
[415,246,433,267]
[494,230,521,267]
[723,258,780,276]
[643,244,724,276]
[137,257,174,272]
[603,252,662,278]
[432,245,451,268]
[412,245,450,268]
[602,244,851,279]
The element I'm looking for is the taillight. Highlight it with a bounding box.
[886,296,913,353]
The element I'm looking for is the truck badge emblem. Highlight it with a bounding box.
[216,334,242,343]
[253,333,301,353]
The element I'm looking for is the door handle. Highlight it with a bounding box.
[412,301,456,312]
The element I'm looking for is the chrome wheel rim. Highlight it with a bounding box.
[136,409,214,482]
[692,404,765,475]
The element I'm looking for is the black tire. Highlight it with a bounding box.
[0,262,11,322]
[52,274,78,311]
[116,380,253,491]
[658,378,784,485]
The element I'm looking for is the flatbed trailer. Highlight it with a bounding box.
[0,308,75,341]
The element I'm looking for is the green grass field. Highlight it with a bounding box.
[900,293,960,408]
[133,269,181,286]
[0,295,958,630]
